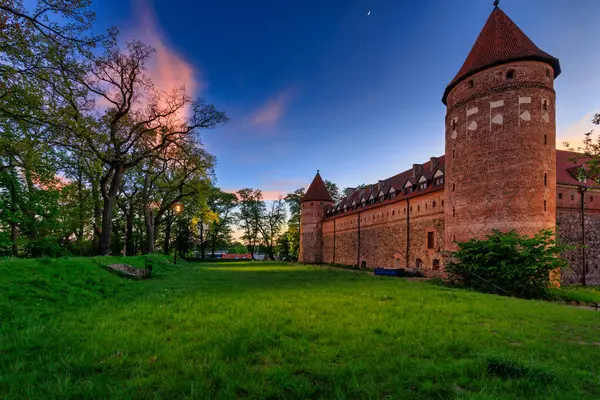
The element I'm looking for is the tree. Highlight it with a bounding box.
[235,188,263,258]
[324,180,342,203]
[57,40,227,255]
[284,188,305,260]
[206,189,238,257]
[256,198,286,260]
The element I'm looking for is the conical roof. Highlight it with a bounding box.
[302,172,333,202]
[442,5,560,104]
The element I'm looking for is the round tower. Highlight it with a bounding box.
[443,4,561,249]
[300,171,334,263]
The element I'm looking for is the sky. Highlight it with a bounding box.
[90,0,600,199]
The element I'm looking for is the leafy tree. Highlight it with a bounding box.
[324,180,342,203]
[284,188,305,260]
[235,188,262,258]
[446,229,571,299]
[206,189,238,257]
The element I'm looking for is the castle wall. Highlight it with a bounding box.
[322,191,446,276]
[557,185,600,285]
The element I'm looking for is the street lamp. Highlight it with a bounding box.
[173,202,184,264]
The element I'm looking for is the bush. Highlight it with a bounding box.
[446,229,571,299]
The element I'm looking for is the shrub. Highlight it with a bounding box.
[446,229,571,299]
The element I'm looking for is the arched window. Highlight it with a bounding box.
[433,259,440,270]
[415,258,422,270]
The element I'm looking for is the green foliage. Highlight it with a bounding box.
[1,258,600,399]
[446,229,571,299]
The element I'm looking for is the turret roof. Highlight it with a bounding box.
[442,5,560,104]
[302,172,333,202]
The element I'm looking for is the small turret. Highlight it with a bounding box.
[299,171,334,263]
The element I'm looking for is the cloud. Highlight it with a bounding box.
[249,88,297,127]
[557,110,599,150]
[127,0,203,98]
[223,189,286,201]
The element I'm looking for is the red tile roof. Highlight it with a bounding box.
[302,172,333,202]
[557,150,591,186]
[442,6,560,104]
[326,151,590,219]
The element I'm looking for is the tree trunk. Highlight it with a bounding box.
[8,160,17,257]
[99,166,125,256]
[164,214,172,255]
[125,203,135,256]
[77,169,84,255]
[91,177,102,255]
[199,221,205,258]
[142,174,155,254]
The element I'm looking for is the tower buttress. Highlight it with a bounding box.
[299,171,334,263]
[443,5,560,249]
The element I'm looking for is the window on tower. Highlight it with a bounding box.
[506,69,515,79]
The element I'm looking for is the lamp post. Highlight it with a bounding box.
[173,203,184,264]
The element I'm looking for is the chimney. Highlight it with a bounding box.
[344,187,356,197]
[430,157,439,171]
[412,163,423,179]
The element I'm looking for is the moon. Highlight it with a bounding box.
[367,10,371,15]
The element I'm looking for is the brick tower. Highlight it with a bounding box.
[299,171,333,263]
[443,3,561,249]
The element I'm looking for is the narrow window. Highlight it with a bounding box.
[506,70,515,79]
[433,201,436,208]
[559,193,563,199]
[410,206,413,212]
[544,200,547,211]
[468,80,474,88]
[543,100,548,111]
[452,120,456,130]
[425,203,428,209]
[441,200,444,206]
[392,210,395,216]
[544,173,547,186]
[452,207,455,217]
[417,205,420,211]
[591,196,594,202]
[452,149,456,159]
[452,183,456,192]
[546,69,551,78]
[544,134,547,145]
[571,194,575,201]
[453,235,456,242]
[427,232,435,249]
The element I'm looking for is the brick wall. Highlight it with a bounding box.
[445,61,556,249]
[322,191,446,276]
[557,185,600,285]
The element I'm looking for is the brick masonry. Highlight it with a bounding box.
[299,7,600,285]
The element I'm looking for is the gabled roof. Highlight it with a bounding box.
[442,5,560,104]
[302,172,333,202]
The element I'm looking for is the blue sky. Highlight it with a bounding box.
[91,0,600,198]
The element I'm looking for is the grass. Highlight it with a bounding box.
[552,285,600,305]
[1,257,599,399]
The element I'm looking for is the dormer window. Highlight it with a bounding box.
[419,182,427,190]
[434,177,444,186]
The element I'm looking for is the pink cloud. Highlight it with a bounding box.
[249,89,297,127]
[223,189,286,201]
[558,110,599,150]
[127,0,203,98]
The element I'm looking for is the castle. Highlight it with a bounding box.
[299,4,600,285]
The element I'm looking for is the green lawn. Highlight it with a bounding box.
[1,257,599,399]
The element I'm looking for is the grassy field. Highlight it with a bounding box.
[1,257,600,399]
